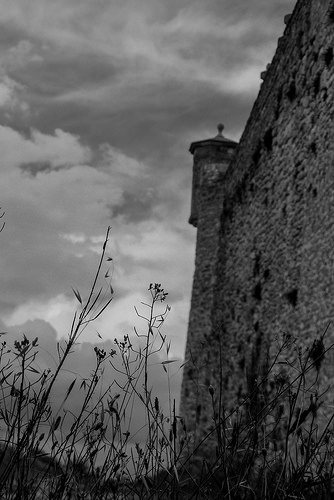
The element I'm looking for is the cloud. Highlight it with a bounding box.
[0,0,296,163]
[0,77,17,107]
[0,40,42,115]
[0,126,91,169]
[163,8,251,40]
[3,40,43,70]
[0,74,27,115]
[0,0,293,114]
[0,126,120,310]
[0,118,192,362]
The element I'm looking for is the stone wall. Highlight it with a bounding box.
[181,0,334,458]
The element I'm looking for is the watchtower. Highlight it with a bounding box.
[181,125,238,452]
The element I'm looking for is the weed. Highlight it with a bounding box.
[1,228,334,498]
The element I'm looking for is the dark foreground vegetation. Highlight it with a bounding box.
[1,228,334,499]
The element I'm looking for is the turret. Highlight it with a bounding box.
[188,124,238,227]
[180,124,238,458]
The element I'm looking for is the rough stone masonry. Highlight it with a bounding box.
[181,0,334,459]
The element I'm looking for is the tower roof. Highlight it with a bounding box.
[189,124,238,154]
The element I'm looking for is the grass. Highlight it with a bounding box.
[1,227,334,498]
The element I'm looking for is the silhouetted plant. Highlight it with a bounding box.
[1,228,334,498]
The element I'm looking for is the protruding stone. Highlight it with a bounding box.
[284,14,292,25]
[260,70,267,81]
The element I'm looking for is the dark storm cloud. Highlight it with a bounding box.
[0,0,296,156]
[12,52,120,99]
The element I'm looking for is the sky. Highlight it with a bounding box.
[0,0,296,447]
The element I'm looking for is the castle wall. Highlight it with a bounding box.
[181,0,334,457]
